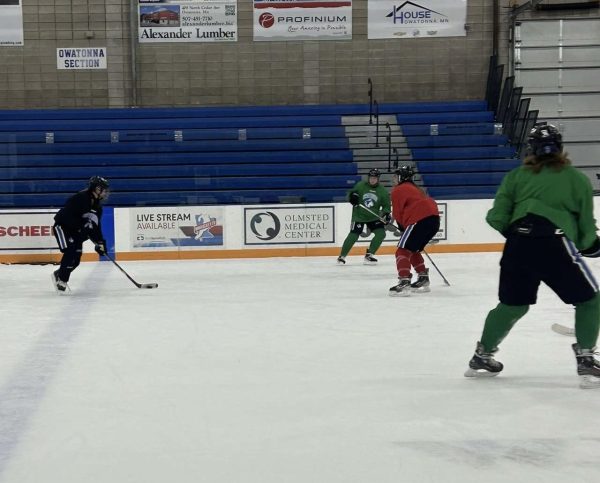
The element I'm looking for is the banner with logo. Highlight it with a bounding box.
[0,210,57,250]
[368,0,466,39]
[0,0,23,46]
[139,0,237,43]
[130,207,224,250]
[245,206,335,245]
[254,0,351,41]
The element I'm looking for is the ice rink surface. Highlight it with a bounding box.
[1,252,600,483]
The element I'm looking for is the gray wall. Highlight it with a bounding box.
[0,1,508,109]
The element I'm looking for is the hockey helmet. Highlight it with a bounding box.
[368,168,381,178]
[526,123,563,156]
[395,165,415,182]
[88,176,110,199]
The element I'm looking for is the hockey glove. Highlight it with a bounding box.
[349,192,360,206]
[95,240,107,256]
[382,213,392,224]
[581,237,600,258]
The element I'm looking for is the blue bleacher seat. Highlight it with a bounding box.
[0,100,516,207]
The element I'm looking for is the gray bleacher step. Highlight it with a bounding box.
[344,124,403,135]
[352,147,411,157]
[341,115,399,126]
[348,138,408,148]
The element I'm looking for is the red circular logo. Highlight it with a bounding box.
[259,13,275,28]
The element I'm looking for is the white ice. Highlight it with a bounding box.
[1,253,599,483]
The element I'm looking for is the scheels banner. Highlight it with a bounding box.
[138,0,237,43]
[368,0,467,39]
[254,0,352,41]
[0,211,57,250]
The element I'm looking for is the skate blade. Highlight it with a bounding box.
[464,368,501,378]
[389,290,410,297]
[579,375,600,389]
[411,286,431,293]
[51,273,69,295]
[363,261,377,266]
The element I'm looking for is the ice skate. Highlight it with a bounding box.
[411,269,430,293]
[51,270,69,294]
[464,342,503,377]
[572,343,600,389]
[389,278,411,297]
[337,256,346,265]
[363,252,378,265]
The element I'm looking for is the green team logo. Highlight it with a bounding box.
[363,193,378,209]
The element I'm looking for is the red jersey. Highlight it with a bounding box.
[391,182,439,228]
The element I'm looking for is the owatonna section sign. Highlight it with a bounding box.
[138,0,237,43]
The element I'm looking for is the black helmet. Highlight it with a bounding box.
[88,176,110,191]
[368,168,381,178]
[527,123,563,156]
[395,165,415,182]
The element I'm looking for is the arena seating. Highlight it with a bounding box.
[0,100,518,207]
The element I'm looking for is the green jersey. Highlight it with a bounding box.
[486,164,597,251]
[349,180,391,222]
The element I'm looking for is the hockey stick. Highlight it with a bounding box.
[551,323,575,337]
[358,203,449,285]
[104,253,158,289]
[357,203,398,230]
[422,250,450,286]
[357,203,438,243]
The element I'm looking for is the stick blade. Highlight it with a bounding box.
[551,323,575,337]
[139,283,158,289]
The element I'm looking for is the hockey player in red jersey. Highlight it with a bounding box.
[389,165,440,296]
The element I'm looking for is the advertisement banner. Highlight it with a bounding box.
[368,0,467,39]
[357,202,447,244]
[0,210,57,250]
[130,206,224,250]
[244,205,335,245]
[0,0,23,46]
[57,48,107,70]
[254,0,351,41]
[139,0,237,43]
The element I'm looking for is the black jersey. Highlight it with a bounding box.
[54,189,104,243]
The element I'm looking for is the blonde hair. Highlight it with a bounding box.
[523,152,571,174]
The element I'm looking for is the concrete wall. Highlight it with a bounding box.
[4,1,594,109]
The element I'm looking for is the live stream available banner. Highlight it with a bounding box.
[139,0,237,43]
[129,206,224,250]
[0,0,23,46]
[368,0,467,39]
[254,0,352,41]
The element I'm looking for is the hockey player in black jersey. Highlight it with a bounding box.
[51,176,110,292]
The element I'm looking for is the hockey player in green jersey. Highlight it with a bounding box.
[465,124,600,388]
[337,168,391,265]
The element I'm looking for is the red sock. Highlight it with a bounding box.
[395,248,412,278]
[410,251,426,273]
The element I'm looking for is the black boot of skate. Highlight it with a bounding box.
[410,268,430,293]
[51,270,68,293]
[389,278,411,296]
[464,342,503,377]
[572,343,600,389]
[363,252,378,265]
[337,256,346,265]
